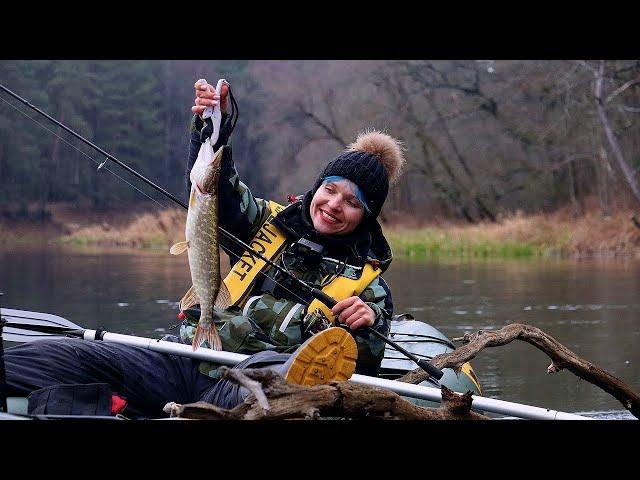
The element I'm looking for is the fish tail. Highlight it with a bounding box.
[192,325,207,351]
[192,323,223,351]
[208,323,223,351]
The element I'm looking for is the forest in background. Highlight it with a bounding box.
[1,60,639,224]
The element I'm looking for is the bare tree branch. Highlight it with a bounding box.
[605,77,640,104]
[292,99,348,146]
[398,323,640,419]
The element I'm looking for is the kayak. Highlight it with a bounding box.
[1,317,481,419]
[380,319,482,408]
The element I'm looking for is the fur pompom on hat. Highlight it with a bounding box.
[312,130,406,219]
[346,130,406,186]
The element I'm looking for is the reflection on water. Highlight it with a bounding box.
[0,245,196,337]
[1,246,639,419]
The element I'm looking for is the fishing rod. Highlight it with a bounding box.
[0,83,277,271]
[0,82,283,268]
[0,83,187,210]
[0,82,444,380]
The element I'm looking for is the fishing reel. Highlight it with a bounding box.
[301,307,332,339]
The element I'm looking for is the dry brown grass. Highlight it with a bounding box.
[385,207,640,258]
[3,200,640,258]
[60,207,186,249]
[556,210,640,257]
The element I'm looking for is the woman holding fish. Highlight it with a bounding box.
[2,78,406,417]
[180,79,405,383]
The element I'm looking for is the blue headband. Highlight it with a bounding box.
[322,176,370,214]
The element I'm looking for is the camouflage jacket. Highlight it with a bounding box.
[182,114,394,378]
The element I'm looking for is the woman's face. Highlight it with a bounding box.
[310,179,365,235]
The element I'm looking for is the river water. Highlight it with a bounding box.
[1,245,638,419]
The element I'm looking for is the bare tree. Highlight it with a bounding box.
[590,60,640,203]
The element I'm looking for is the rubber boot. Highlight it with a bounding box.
[274,327,358,386]
[210,327,359,408]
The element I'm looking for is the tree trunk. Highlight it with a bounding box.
[596,145,611,217]
[594,61,640,204]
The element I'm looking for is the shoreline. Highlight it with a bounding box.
[2,203,640,260]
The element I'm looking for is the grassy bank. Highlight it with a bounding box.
[385,210,640,259]
[2,203,640,259]
[385,229,544,258]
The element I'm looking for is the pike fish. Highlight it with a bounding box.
[170,138,231,351]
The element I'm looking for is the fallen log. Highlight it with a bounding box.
[164,367,488,420]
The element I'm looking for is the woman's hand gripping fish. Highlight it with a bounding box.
[170,136,231,351]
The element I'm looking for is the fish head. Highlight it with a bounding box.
[199,147,223,194]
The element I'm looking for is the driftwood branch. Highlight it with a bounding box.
[164,322,640,420]
[164,367,487,420]
[398,323,640,419]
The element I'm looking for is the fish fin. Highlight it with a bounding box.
[178,285,199,311]
[214,281,232,310]
[192,325,206,351]
[170,241,189,255]
[208,322,223,351]
[192,323,223,351]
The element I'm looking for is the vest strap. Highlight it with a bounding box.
[223,201,287,307]
[307,262,381,324]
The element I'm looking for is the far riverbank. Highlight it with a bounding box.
[2,202,639,259]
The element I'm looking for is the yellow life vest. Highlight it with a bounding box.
[223,201,288,307]
[222,200,382,323]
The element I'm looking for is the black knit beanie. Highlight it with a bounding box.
[312,130,406,220]
[312,151,389,219]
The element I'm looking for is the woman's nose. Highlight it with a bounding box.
[326,195,342,210]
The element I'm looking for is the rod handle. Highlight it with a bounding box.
[310,288,337,308]
[416,359,445,380]
[310,287,444,380]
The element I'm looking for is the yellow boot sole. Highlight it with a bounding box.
[283,327,358,386]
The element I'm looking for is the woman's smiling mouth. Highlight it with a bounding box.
[320,209,340,223]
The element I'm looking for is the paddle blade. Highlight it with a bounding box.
[1,308,83,343]
[2,325,63,343]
